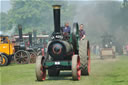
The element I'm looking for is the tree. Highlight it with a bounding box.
[5,0,74,34]
[0,12,8,31]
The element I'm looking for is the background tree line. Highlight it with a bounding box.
[0,0,74,34]
[0,0,128,45]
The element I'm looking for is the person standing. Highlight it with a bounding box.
[79,24,86,40]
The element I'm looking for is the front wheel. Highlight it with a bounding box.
[72,55,81,80]
[35,56,46,81]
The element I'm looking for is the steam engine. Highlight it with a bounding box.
[47,5,75,61]
[36,5,90,81]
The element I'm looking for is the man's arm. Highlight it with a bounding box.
[80,30,86,40]
[81,35,86,40]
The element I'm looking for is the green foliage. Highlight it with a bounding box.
[0,1,128,44]
[0,0,74,34]
[0,12,8,31]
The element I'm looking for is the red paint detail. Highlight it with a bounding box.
[42,48,45,56]
[87,49,91,74]
[77,56,81,80]
[41,66,46,81]
[52,45,62,54]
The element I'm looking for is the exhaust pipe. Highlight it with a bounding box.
[18,24,23,41]
[33,30,37,44]
[29,32,32,46]
[53,5,61,33]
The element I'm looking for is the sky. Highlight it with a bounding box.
[0,0,11,12]
[0,0,124,13]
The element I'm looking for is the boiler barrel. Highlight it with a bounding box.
[48,40,73,60]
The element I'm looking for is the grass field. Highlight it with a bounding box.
[1,56,128,85]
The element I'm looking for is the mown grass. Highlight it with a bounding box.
[0,66,1,85]
[1,56,128,85]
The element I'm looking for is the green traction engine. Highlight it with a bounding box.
[35,5,91,81]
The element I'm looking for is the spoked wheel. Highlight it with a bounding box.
[36,56,46,81]
[0,54,8,66]
[72,55,81,80]
[14,50,30,64]
[30,52,37,63]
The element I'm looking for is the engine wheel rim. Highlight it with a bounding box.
[0,55,6,64]
[30,52,37,63]
[41,66,46,80]
[87,49,91,74]
[14,50,30,64]
[36,56,46,81]
[72,55,81,80]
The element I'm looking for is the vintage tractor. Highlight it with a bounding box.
[14,25,31,64]
[0,35,15,66]
[35,5,90,81]
[14,25,37,64]
[100,34,116,59]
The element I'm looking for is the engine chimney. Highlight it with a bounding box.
[29,32,32,46]
[18,24,23,41]
[53,5,61,33]
[33,30,37,44]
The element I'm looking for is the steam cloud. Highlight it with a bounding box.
[71,1,127,45]
[0,31,2,35]
[0,25,16,36]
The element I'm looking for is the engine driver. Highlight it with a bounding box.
[79,24,86,40]
[62,22,71,40]
[62,22,71,35]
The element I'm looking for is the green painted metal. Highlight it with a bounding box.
[69,34,72,43]
[69,23,80,51]
[44,61,71,67]
[76,23,79,50]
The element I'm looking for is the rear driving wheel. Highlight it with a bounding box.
[87,48,91,75]
[14,50,30,64]
[79,40,90,75]
[30,52,37,63]
[72,55,81,80]
[35,56,46,81]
